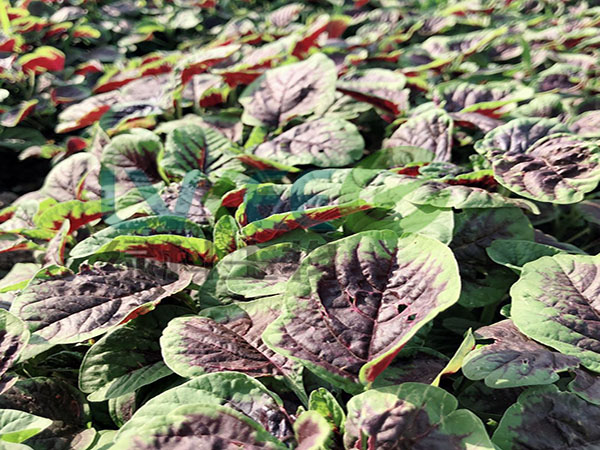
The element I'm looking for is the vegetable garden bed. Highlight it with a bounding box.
[1,0,600,448]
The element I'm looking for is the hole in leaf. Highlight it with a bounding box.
[397,304,408,314]
[407,314,417,321]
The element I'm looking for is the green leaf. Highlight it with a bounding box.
[158,124,206,182]
[0,410,52,443]
[79,306,186,402]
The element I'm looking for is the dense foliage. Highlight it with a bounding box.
[1,0,600,448]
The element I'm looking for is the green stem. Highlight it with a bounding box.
[480,303,497,325]
[565,228,589,244]
[0,0,10,35]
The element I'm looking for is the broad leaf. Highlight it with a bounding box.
[493,385,600,450]
[568,369,600,406]
[511,254,600,372]
[263,231,460,392]
[0,378,94,450]
[70,216,205,260]
[486,239,563,273]
[337,69,409,115]
[113,404,287,449]
[89,234,217,265]
[214,243,303,300]
[0,310,29,391]
[344,383,494,449]
[158,124,206,182]
[474,118,569,159]
[79,306,186,402]
[41,153,97,202]
[383,109,453,162]
[434,81,533,116]
[11,263,191,354]
[239,201,371,245]
[253,118,364,168]
[0,409,52,444]
[450,208,533,307]
[490,133,600,204]
[18,46,65,74]
[34,200,102,234]
[101,128,163,196]
[161,296,297,379]
[239,53,337,127]
[463,319,579,388]
[115,372,292,445]
[405,180,537,211]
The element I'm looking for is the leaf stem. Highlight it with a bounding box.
[479,303,497,325]
[564,228,589,244]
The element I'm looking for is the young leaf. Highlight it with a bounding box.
[294,410,332,450]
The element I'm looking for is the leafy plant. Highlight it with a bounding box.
[1,0,600,448]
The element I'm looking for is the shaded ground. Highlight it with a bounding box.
[0,148,51,199]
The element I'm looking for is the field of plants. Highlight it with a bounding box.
[1,0,600,448]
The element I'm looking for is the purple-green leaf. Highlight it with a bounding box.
[253,118,364,168]
[10,263,191,354]
[263,230,460,392]
[463,319,579,388]
[115,372,292,447]
[0,378,95,450]
[344,383,494,449]
[383,109,453,162]
[0,310,29,391]
[511,254,600,373]
[161,296,298,379]
[493,385,600,450]
[239,53,336,128]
